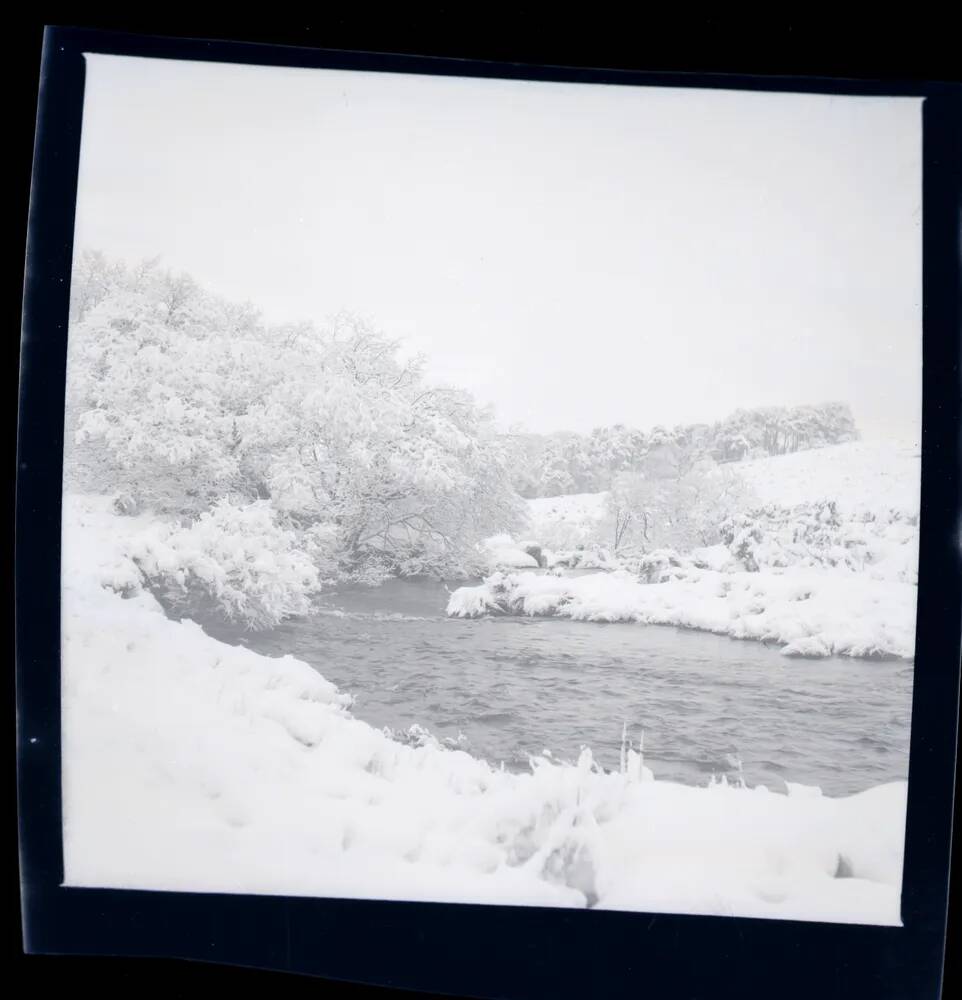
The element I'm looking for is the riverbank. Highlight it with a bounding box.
[447,567,916,659]
[61,492,906,924]
[462,441,920,659]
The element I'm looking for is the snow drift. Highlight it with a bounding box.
[61,494,906,924]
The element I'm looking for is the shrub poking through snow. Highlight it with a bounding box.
[632,548,686,583]
[719,502,918,582]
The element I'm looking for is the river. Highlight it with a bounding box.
[203,576,914,796]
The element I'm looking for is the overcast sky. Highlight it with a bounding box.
[73,54,922,441]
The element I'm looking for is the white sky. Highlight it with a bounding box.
[73,54,923,440]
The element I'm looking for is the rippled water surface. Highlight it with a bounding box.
[207,577,914,795]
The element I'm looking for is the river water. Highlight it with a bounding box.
[204,576,914,796]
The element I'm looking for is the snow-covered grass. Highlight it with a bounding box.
[61,493,905,924]
[738,439,921,514]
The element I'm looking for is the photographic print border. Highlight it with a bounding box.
[17,25,962,998]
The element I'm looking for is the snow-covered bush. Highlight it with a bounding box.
[130,498,322,629]
[605,459,755,555]
[547,545,619,571]
[632,548,686,583]
[505,403,859,499]
[720,502,918,582]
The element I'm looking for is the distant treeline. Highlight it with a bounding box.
[505,403,858,498]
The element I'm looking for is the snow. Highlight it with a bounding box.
[473,441,920,659]
[482,533,539,570]
[524,440,920,538]
[61,493,906,924]
[447,568,915,659]
[690,543,737,572]
[526,491,609,549]
[738,440,921,515]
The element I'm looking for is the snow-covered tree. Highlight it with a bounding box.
[606,454,754,554]
[502,402,857,499]
[65,254,526,616]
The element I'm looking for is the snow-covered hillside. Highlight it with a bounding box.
[738,440,921,514]
[522,441,921,537]
[61,494,906,924]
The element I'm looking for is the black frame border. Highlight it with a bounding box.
[16,26,962,999]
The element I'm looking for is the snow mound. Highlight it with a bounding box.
[61,494,907,924]
[481,533,539,570]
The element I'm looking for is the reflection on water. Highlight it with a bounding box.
[203,577,914,796]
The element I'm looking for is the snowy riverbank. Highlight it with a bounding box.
[61,493,906,924]
[464,441,919,659]
[447,568,916,659]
